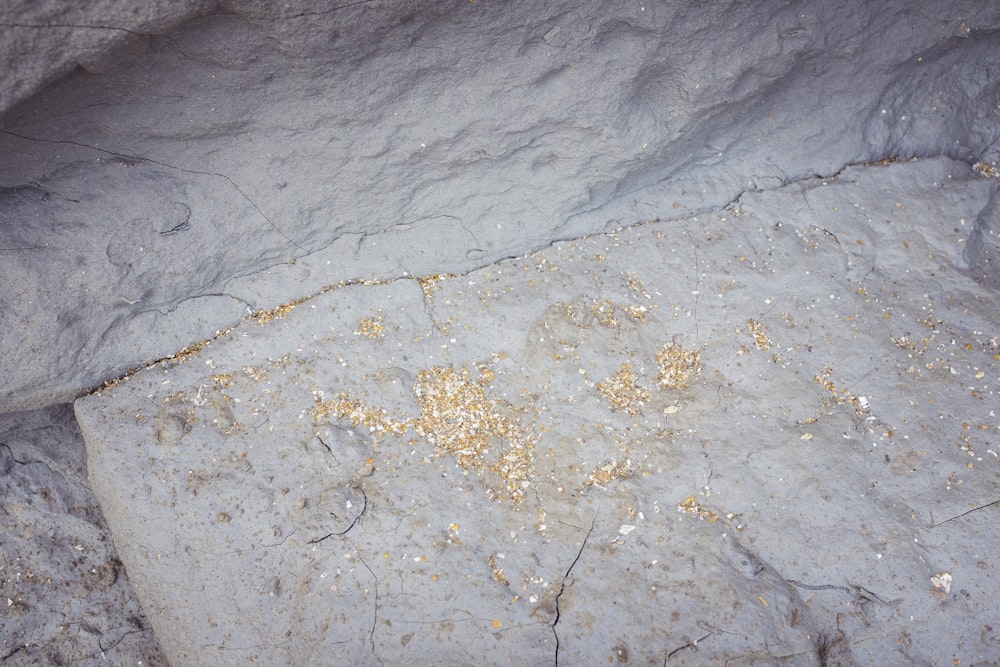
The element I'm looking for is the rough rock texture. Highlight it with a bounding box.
[77,158,1000,665]
[2,2,1000,666]
[0,0,212,114]
[966,181,1000,289]
[0,405,164,665]
[3,1,999,412]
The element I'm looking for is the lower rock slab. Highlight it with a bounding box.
[76,158,1000,665]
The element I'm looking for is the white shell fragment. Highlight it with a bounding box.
[931,572,952,595]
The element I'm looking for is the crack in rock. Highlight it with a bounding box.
[930,498,1000,528]
[307,487,368,544]
[551,513,596,667]
[0,22,151,35]
[0,129,306,252]
[665,631,714,662]
[355,553,382,665]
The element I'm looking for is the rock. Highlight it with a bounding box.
[0,0,211,114]
[966,181,1000,289]
[0,405,165,665]
[3,2,1000,664]
[863,26,1000,164]
[76,158,1000,665]
[4,0,1000,412]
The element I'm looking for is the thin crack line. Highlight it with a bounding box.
[262,528,296,549]
[158,291,253,316]
[0,129,306,252]
[552,512,596,667]
[665,632,713,661]
[245,0,375,21]
[29,178,80,202]
[308,488,368,544]
[785,578,889,605]
[1,442,28,465]
[931,498,1000,528]
[2,645,28,661]
[0,22,150,36]
[96,625,152,654]
[355,552,381,663]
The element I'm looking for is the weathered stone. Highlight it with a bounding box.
[76,158,1000,665]
[0,0,211,114]
[0,405,165,665]
[3,0,999,412]
[966,182,1000,289]
[3,2,1000,664]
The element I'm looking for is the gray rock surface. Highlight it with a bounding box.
[2,2,1000,665]
[3,0,999,412]
[0,0,213,114]
[77,158,1000,665]
[0,405,165,665]
[966,180,1000,289]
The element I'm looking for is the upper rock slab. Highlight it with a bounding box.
[0,0,211,114]
[4,1,1000,411]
